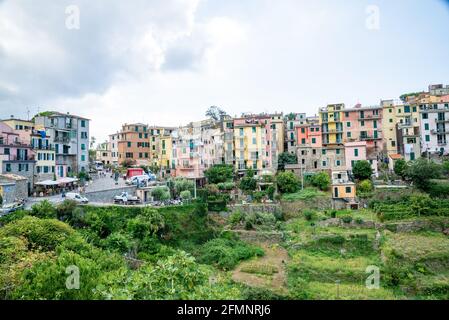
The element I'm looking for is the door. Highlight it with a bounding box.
[334,187,339,198]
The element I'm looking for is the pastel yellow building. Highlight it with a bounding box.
[2,118,34,144]
[233,123,264,172]
[148,126,175,177]
[320,104,344,146]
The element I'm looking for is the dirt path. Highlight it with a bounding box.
[232,243,289,292]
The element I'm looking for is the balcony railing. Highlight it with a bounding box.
[2,155,36,161]
[360,135,382,141]
[358,114,381,120]
[54,137,72,143]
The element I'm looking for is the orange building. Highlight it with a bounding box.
[117,123,151,166]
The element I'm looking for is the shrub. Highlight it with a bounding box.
[197,238,264,270]
[352,161,373,180]
[217,182,235,191]
[303,210,315,221]
[394,159,408,179]
[151,186,170,201]
[266,185,276,200]
[341,215,353,224]
[228,211,242,225]
[405,159,442,191]
[56,200,78,222]
[180,190,192,201]
[174,179,194,196]
[204,165,234,184]
[310,172,331,191]
[276,171,300,194]
[31,200,56,219]
[253,191,265,203]
[357,180,374,194]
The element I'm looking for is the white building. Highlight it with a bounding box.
[34,112,90,178]
[420,102,449,156]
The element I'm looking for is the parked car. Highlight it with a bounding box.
[66,193,89,204]
[113,192,141,205]
[126,175,150,186]
[0,202,25,216]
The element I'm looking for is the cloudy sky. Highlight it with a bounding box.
[1,0,449,143]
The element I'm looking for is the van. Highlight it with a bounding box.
[66,193,89,204]
[126,175,150,186]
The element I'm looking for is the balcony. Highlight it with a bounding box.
[436,118,449,123]
[438,142,447,146]
[2,154,36,162]
[54,136,72,144]
[431,129,449,135]
[358,114,381,120]
[33,145,55,151]
[360,135,382,141]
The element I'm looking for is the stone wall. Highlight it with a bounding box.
[227,204,282,217]
[85,186,137,203]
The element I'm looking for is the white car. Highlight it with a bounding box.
[0,202,25,216]
[113,192,141,205]
[126,175,150,186]
[66,193,89,204]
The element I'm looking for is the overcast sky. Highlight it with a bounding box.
[1,0,449,143]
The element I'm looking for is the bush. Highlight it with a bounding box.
[31,200,56,219]
[174,179,194,196]
[204,165,234,184]
[357,180,374,194]
[405,159,442,191]
[310,172,331,191]
[266,185,276,200]
[180,190,192,201]
[151,186,170,201]
[394,159,407,179]
[303,210,315,221]
[341,215,353,224]
[56,200,78,222]
[217,182,235,191]
[352,161,373,180]
[197,238,264,270]
[228,211,242,226]
[253,191,265,203]
[276,171,300,194]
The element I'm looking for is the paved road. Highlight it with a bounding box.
[26,174,128,209]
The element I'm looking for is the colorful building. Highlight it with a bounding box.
[34,112,90,178]
[117,123,151,166]
[31,129,56,182]
[284,113,307,154]
[0,122,36,194]
[419,102,449,156]
[343,104,383,158]
[320,104,344,146]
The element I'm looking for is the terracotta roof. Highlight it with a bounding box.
[389,154,403,160]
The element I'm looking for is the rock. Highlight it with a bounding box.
[444,228,449,236]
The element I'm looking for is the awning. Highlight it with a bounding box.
[35,180,60,186]
[57,177,79,184]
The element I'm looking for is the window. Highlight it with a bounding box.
[425,123,429,130]
[404,106,410,113]
[81,120,86,128]
[389,109,392,113]
[346,122,351,127]
[312,138,316,144]
[252,127,256,133]
[347,132,352,138]
[389,118,393,123]
[425,135,430,142]
[322,161,327,167]
[336,160,341,166]
[354,149,359,157]
[346,187,352,194]
[4,148,10,155]
[127,142,132,148]
[301,138,306,144]
[361,120,365,127]
[6,164,11,172]
[322,149,326,155]
[252,138,257,145]
[240,128,244,136]
[422,113,428,119]
[81,144,86,151]
[81,155,86,162]
[392,141,396,147]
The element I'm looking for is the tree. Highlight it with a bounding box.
[352,160,373,180]
[310,172,331,191]
[394,159,408,179]
[357,179,374,194]
[122,159,136,168]
[174,179,194,196]
[405,158,442,191]
[205,106,227,122]
[90,136,96,149]
[277,152,298,171]
[239,169,257,193]
[151,187,171,201]
[276,171,300,194]
[180,190,192,201]
[204,165,234,184]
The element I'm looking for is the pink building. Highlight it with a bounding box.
[344,141,367,170]
[0,122,36,193]
[343,105,383,160]
[296,121,322,148]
